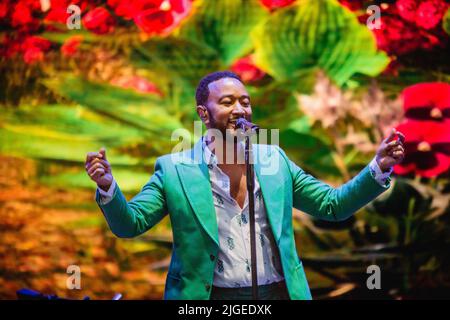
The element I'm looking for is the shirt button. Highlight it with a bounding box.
[210,254,215,261]
[205,284,211,292]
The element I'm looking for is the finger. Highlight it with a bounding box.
[386,140,401,150]
[87,163,106,176]
[99,147,107,160]
[384,128,397,143]
[86,151,100,164]
[396,130,405,144]
[86,158,110,170]
[389,145,404,154]
[392,150,404,158]
[90,168,105,180]
[88,162,106,175]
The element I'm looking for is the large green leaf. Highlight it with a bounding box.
[130,37,221,122]
[178,0,269,66]
[252,0,389,86]
[132,37,220,91]
[44,74,183,138]
[0,104,144,164]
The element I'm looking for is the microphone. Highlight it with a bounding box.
[236,117,260,133]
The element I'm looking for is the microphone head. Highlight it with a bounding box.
[236,117,259,132]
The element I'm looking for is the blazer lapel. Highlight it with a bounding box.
[175,139,219,247]
[254,145,284,244]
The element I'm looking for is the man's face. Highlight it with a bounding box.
[197,77,252,136]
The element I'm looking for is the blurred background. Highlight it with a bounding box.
[1,0,450,300]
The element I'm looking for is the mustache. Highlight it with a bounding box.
[229,116,250,122]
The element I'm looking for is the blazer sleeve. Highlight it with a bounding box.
[277,146,390,221]
[95,157,168,238]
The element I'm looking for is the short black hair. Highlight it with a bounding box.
[195,71,242,106]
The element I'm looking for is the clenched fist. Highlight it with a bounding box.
[85,147,113,191]
[376,128,406,172]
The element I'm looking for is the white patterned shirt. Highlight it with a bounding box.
[202,138,285,288]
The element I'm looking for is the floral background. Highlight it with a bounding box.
[1,0,450,299]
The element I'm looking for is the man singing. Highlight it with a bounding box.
[85,71,405,300]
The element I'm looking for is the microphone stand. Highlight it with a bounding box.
[244,131,258,300]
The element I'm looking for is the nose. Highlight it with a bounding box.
[232,102,245,117]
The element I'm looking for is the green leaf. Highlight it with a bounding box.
[130,37,221,119]
[178,0,269,66]
[41,29,97,45]
[44,74,183,136]
[0,104,143,164]
[252,0,389,86]
[443,7,450,35]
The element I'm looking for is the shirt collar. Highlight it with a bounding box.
[201,136,246,167]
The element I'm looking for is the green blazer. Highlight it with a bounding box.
[96,140,390,300]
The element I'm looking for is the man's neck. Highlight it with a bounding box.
[205,133,244,166]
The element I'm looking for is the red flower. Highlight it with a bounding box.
[23,46,44,64]
[402,82,450,121]
[82,7,115,35]
[230,55,266,83]
[133,0,192,36]
[416,0,449,30]
[0,36,22,58]
[372,16,422,55]
[338,0,364,12]
[396,0,420,23]
[110,75,163,96]
[45,0,90,24]
[0,1,9,20]
[260,0,296,11]
[21,35,52,64]
[394,120,450,178]
[23,35,52,52]
[107,0,141,20]
[11,1,39,31]
[61,36,83,57]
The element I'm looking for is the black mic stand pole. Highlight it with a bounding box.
[244,132,258,300]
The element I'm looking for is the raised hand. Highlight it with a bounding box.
[85,147,113,191]
[376,128,406,172]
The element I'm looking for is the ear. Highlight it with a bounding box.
[196,105,210,125]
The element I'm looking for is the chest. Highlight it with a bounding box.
[218,165,247,209]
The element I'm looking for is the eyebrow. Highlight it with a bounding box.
[218,94,250,101]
